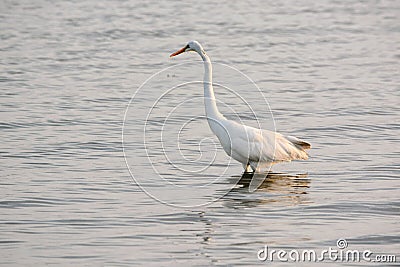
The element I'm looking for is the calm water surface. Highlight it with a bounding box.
[1,0,399,266]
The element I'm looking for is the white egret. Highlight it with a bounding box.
[170,41,310,173]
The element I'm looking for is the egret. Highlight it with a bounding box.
[170,41,310,173]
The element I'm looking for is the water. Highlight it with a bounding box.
[1,0,399,265]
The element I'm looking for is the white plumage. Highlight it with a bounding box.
[170,41,311,173]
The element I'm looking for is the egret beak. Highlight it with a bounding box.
[170,45,188,57]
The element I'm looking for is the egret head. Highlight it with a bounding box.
[170,40,205,57]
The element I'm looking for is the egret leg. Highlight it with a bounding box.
[243,163,252,173]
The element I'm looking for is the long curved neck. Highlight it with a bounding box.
[200,52,224,122]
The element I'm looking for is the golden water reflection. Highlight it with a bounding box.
[222,172,312,208]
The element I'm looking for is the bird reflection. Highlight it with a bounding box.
[234,172,310,190]
[222,172,311,208]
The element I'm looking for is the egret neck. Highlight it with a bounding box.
[200,52,225,132]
